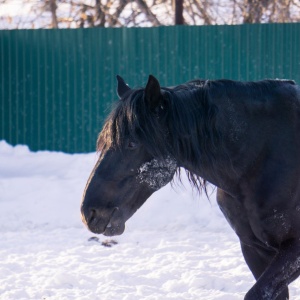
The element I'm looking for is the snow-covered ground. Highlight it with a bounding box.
[0,140,300,300]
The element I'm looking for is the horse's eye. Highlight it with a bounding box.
[127,141,139,150]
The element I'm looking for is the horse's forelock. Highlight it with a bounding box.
[97,89,146,152]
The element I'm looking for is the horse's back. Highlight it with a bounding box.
[213,79,300,163]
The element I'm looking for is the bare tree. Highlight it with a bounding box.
[0,0,300,29]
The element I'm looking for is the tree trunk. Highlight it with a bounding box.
[175,0,184,25]
[49,0,58,28]
[95,0,105,27]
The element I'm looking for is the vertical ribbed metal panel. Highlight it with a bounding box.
[1,24,300,153]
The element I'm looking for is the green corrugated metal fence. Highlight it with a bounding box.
[1,24,300,153]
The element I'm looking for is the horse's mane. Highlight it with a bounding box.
[97,80,221,192]
[97,78,295,192]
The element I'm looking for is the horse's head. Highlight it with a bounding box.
[81,75,177,236]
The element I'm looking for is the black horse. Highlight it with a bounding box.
[81,75,300,300]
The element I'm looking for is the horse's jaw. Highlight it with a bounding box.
[81,185,155,237]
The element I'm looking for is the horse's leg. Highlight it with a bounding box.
[241,243,289,300]
[217,189,291,300]
[216,189,284,297]
[244,239,300,300]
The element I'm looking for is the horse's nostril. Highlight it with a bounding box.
[88,208,97,224]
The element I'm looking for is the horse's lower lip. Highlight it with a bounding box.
[84,207,125,235]
[106,221,112,228]
[103,220,112,232]
[103,208,125,236]
[103,221,125,236]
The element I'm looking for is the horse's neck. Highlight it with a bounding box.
[178,92,246,194]
[180,155,237,194]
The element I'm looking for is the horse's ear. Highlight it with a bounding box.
[116,75,131,99]
[144,75,162,110]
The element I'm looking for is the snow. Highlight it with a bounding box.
[138,156,177,190]
[0,140,300,300]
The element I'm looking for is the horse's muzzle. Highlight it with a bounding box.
[81,206,125,236]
